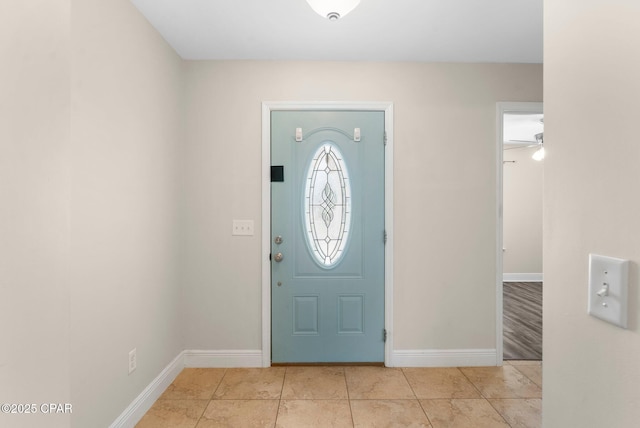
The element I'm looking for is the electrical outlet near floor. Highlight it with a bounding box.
[128,348,137,374]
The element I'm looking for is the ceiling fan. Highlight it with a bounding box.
[505,131,543,147]
[505,132,545,160]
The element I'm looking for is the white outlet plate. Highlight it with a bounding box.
[232,219,254,236]
[588,254,629,328]
[128,348,137,374]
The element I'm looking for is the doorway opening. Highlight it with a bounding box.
[497,102,544,363]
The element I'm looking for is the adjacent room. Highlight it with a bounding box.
[502,111,544,361]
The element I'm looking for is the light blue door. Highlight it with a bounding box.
[271,110,385,363]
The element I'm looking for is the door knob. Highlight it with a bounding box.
[274,252,284,262]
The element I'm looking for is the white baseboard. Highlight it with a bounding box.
[503,273,543,282]
[110,349,264,427]
[184,349,264,368]
[392,349,498,367]
[109,351,184,428]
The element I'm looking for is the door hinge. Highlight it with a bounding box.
[383,329,388,342]
[383,131,387,146]
[383,230,387,244]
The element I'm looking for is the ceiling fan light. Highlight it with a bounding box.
[306,0,361,20]
[532,146,545,161]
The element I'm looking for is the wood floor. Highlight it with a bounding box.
[503,281,542,360]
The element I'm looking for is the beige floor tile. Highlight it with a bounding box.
[213,368,285,399]
[135,399,208,428]
[403,368,481,399]
[513,365,542,387]
[420,399,509,428]
[351,399,431,427]
[345,367,415,399]
[459,366,541,399]
[282,366,348,399]
[276,399,353,428]
[196,400,279,428]
[161,368,226,400]
[138,365,544,427]
[489,398,542,428]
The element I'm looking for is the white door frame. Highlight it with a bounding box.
[495,102,543,365]
[261,101,394,367]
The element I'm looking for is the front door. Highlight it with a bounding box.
[271,110,385,363]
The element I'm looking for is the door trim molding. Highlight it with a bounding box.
[496,102,543,366]
[261,101,394,367]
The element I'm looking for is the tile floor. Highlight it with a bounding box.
[136,361,542,428]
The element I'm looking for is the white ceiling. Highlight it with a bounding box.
[504,113,544,146]
[130,0,543,62]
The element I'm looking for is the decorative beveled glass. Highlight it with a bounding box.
[303,143,351,268]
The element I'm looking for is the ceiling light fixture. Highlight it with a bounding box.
[306,0,361,21]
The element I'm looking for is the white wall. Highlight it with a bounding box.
[2,1,184,425]
[0,1,71,427]
[503,146,543,274]
[69,0,183,426]
[544,1,640,426]
[182,61,543,353]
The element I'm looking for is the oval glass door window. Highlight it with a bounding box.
[304,143,352,268]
